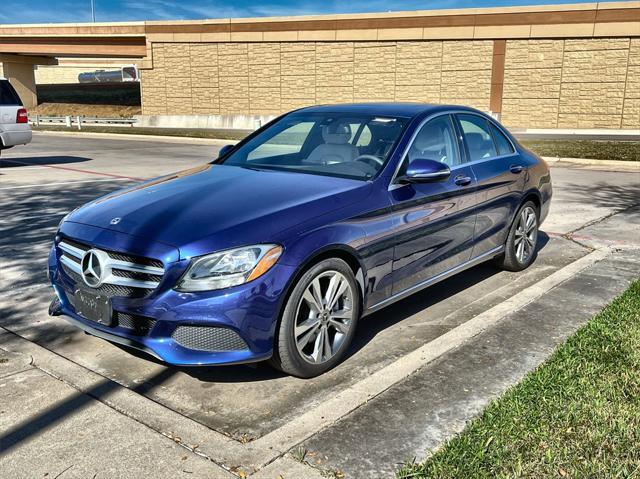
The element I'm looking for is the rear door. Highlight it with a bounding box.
[389,114,477,295]
[455,113,524,257]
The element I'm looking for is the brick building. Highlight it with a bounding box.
[0,1,638,129]
[137,2,640,129]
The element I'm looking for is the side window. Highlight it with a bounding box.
[458,114,498,162]
[0,80,22,106]
[247,122,314,161]
[489,122,515,156]
[405,115,461,169]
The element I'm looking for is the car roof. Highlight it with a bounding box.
[296,102,485,118]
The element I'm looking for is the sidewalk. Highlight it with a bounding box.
[0,346,233,479]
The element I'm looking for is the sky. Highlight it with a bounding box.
[0,0,630,24]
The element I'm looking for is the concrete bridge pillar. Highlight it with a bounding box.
[0,54,57,110]
[1,62,37,109]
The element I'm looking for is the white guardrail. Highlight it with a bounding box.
[29,115,137,129]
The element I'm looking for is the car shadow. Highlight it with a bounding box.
[0,156,92,168]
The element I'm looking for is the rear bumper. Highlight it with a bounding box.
[0,127,32,148]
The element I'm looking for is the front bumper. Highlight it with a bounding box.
[48,227,297,366]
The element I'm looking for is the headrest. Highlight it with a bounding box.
[466,132,485,150]
[322,122,352,145]
[413,124,443,151]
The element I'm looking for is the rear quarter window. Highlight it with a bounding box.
[489,123,515,156]
[0,80,23,106]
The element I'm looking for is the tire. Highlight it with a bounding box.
[495,201,539,272]
[270,258,360,378]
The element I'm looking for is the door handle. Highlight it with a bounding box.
[454,175,472,186]
[510,165,524,174]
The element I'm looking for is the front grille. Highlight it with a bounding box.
[172,325,248,352]
[115,312,157,336]
[62,238,163,269]
[63,267,153,298]
[58,237,165,299]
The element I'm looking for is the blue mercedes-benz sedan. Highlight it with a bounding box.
[48,103,551,377]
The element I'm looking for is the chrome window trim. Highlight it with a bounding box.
[456,111,519,163]
[388,110,519,191]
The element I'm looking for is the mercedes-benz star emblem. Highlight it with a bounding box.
[110,217,121,225]
[81,249,106,288]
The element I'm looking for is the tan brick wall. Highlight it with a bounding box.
[502,37,638,129]
[141,39,494,116]
[141,37,638,129]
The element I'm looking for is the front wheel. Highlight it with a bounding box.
[495,201,539,272]
[271,258,360,378]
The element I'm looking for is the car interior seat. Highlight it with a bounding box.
[465,132,495,160]
[305,122,359,165]
[408,123,456,167]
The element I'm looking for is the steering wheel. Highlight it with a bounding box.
[354,154,384,168]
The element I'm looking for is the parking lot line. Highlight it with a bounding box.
[0,178,132,191]
[0,158,144,181]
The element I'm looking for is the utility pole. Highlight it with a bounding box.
[91,0,96,22]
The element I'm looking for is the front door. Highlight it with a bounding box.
[389,114,477,295]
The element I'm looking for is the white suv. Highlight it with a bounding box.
[0,78,32,156]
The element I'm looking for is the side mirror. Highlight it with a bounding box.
[217,144,235,159]
[398,159,451,184]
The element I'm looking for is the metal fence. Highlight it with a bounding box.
[29,115,137,129]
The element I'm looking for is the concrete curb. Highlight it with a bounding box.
[517,128,640,137]
[543,156,639,169]
[33,130,238,146]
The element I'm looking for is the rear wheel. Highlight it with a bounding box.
[495,201,539,272]
[271,258,360,378]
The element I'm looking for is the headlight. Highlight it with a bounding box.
[176,244,283,292]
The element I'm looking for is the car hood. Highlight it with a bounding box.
[66,164,372,258]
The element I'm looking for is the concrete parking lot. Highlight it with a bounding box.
[0,132,639,478]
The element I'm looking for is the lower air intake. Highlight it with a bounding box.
[171,325,248,352]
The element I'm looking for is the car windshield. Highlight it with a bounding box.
[219,112,409,180]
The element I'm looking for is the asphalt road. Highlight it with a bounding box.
[0,132,638,478]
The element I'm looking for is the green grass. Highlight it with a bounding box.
[398,280,640,479]
[520,139,639,162]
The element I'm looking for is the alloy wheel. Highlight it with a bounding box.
[294,270,355,364]
[514,206,538,264]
